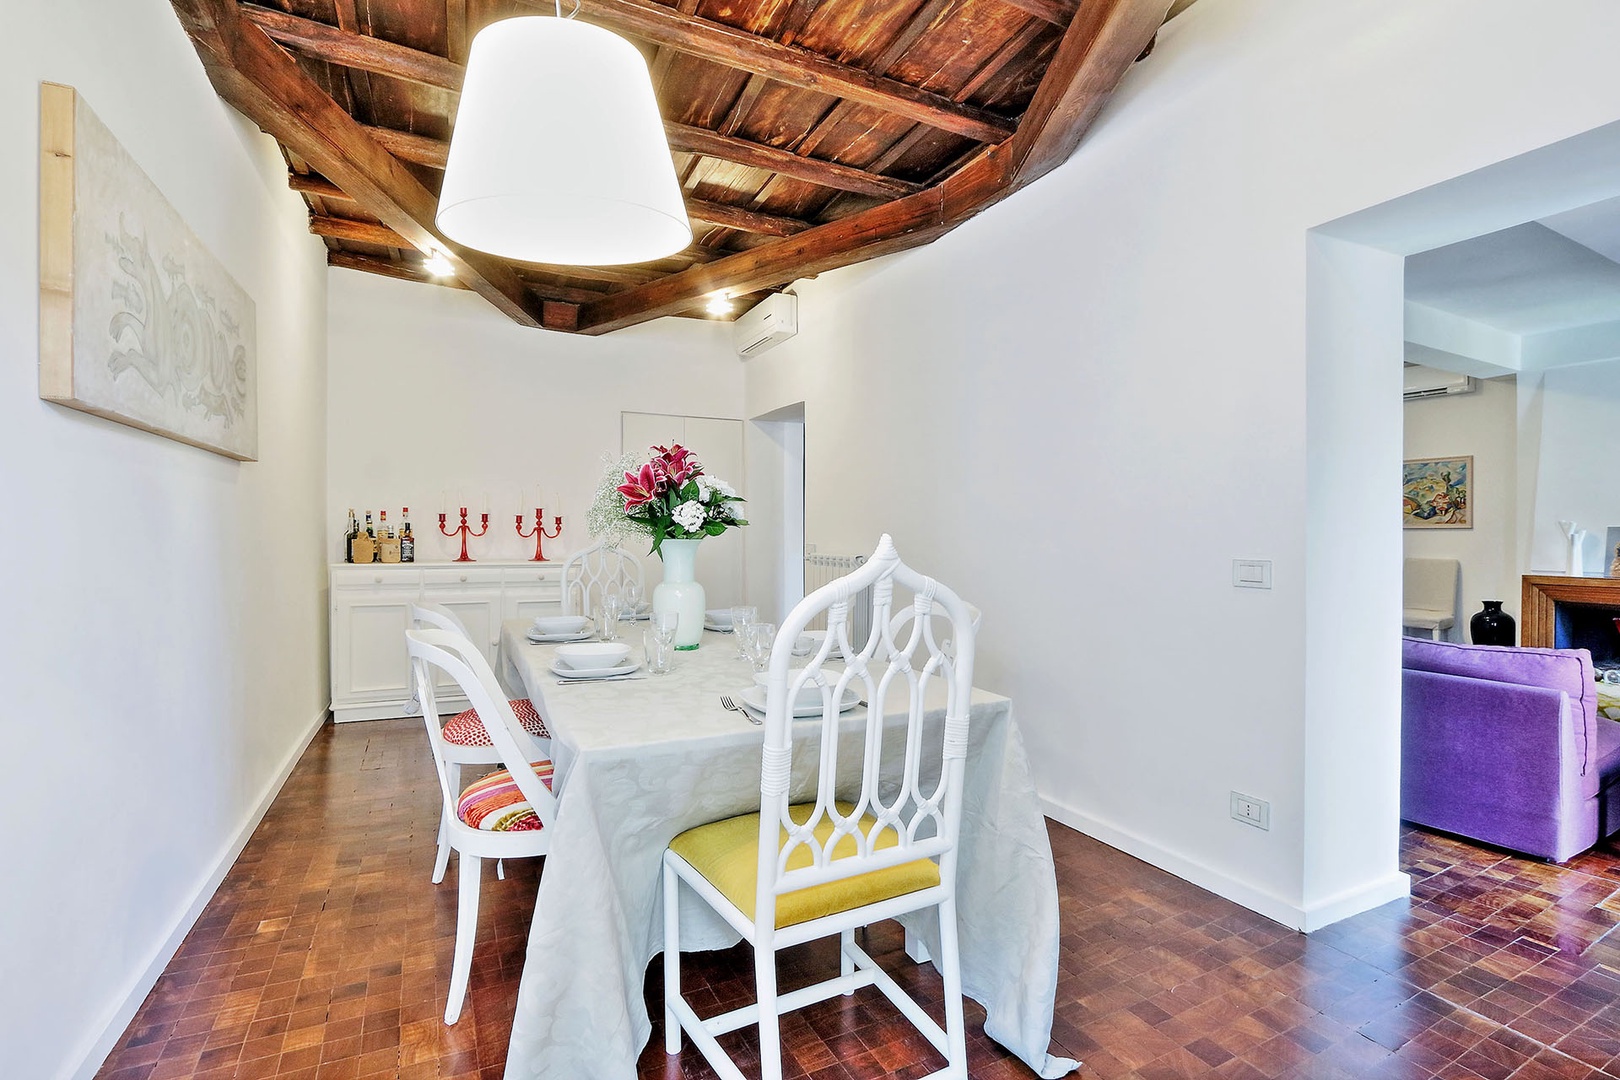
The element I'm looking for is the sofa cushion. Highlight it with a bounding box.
[1403,638,1596,776]
[1597,717,1620,781]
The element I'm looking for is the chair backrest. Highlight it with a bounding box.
[411,601,472,639]
[754,534,977,925]
[560,540,645,616]
[1404,557,1459,612]
[405,628,558,829]
[886,599,981,657]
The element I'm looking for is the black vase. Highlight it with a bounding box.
[1470,600,1516,647]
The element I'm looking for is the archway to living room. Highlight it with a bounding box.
[1303,118,1620,927]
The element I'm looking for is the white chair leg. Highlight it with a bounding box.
[496,859,505,880]
[936,898,968,1078]
[839,928,855,991]
[663,861,682,1054]
[1430,626,1441,641]
[446,854,481,1025]
[756,945,783,1080]
[431,806,452,885]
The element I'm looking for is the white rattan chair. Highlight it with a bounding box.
[662,534,977,1080]
[559,539,645,616]
[410,603,550,884]
[406,628,557,1024]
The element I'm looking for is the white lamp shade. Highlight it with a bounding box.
[436,17,692,266]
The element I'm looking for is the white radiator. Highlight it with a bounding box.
[804,552,871,646]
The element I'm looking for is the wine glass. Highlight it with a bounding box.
[623,578,643,616]
[745,622,776,673]
[597,593,623,642]
[731,605,757,660]
[652,610,679,645]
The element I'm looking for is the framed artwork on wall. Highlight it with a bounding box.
[38,82,258,461]
[1403,456,1472,529]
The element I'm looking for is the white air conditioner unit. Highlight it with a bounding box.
[1403,365,1476,401]
[734,292,798,358]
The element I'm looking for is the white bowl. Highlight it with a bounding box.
[533,615,591,635]
[705,609,733,628]
[555,641,631,670]
[753,669,825,710]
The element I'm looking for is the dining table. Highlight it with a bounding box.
[496,617,1077,1080]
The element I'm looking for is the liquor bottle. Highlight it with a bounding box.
[365,511,375,538]
[379,508,401,564]
[344,508,358,563]
[379,509,390,539]
[353,512,376,565]
[399,508,415,563]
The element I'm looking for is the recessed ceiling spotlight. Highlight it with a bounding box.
[423,252,456,278]
[706,293,733,316]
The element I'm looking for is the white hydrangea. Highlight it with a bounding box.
[672,499,707,533]
[695,474,736,501]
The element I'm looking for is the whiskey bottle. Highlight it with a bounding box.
[353,513,376,565]
[345,508,358,563]
[399,508,415,563]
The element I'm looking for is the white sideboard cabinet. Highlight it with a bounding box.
[329,561,563,722]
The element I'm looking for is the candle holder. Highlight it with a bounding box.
[517,508,563,562]
[438,507,489,563]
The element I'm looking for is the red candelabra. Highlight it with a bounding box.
[438,507,489,562]
[517,508,563,562]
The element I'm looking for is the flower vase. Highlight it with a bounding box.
[654,537,706,650]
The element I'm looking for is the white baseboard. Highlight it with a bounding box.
[65,706,330,1080]
[1040,795,1410,933]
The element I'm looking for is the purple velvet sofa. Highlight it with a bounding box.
[1402,637,1620,862]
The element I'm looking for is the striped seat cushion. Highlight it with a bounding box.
[442,698,549,747]
[456,760,555,832]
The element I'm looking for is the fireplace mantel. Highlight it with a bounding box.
[1521,574,1620,648]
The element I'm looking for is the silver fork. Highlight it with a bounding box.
[720,694,761,725]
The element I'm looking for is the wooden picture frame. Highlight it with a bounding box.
[1403,456,1472,529]
[39,82,258,461]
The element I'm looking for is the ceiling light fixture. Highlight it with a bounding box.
[705,292,733,316]
[436,10,692,267]
[422,251,456,278]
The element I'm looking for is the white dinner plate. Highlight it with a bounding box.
[550,658,643,680]
[527,630,594,644]
[704,621,734,633]
[739,685,859,718]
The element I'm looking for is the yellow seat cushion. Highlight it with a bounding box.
[670,802,940,929]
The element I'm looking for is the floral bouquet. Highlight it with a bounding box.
[586,444,747,555]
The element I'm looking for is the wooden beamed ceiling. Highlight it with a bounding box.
[170,0,1174,334]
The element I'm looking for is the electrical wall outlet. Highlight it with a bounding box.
[1230,791,1270,830]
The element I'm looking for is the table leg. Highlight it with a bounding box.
[904,927,931,964]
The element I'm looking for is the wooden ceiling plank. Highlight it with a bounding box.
[362,123,449,166]
[717,73,769,137]
[241,3,462,90]
[1007,0,1170,187]
[445,0,470,63]
[775,0,825,47]
[169,0,542,326]
[329,249,472,287]
[870,0,956,77]
[310,213,400,245]
[665,121,918,198]
[999,0,1076,28]
[686,197,810,237]
[515,0,1016,144]
[290,172,352,200]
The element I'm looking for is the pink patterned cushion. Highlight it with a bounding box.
[442,698,549,747]
[456,760,555,832]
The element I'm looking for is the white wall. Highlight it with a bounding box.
[325,270,743,572]
[1403,377,1520,635]
[742,0,1620,927]
[0,5,330,1078]
[1525,358,1620,573]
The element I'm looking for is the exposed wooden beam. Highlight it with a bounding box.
[1007,0,1170,188]
[664,122,919,198]
[362,124,449,167]
[516,0,1017,144]
[240,3,462,90]
[999,0,1078,28]
[578,145,1009,334]
[289,172,351,200]
[686,198,811,237]
[169,0,543,326]
[328,249,469,288]
[310,214,400,246]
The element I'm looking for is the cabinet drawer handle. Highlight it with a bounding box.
[459,574,468,583]
[373,575,382,584]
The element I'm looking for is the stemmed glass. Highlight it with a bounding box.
[731,605,757,660]
[622,579,643,616]
[597,592,624,642]
[745,622,776,673]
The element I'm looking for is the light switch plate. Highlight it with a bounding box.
[1232,559,1272,589]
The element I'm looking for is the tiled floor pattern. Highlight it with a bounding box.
[95,718,1620,1079]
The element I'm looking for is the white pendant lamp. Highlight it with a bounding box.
[436,14,692,266]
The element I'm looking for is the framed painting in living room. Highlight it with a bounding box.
[1403,456,1472,529]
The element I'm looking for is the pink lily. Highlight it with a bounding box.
[617,463,662,511]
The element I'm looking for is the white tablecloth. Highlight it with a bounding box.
[498,619,1076,1079]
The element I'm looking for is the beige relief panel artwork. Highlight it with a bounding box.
[39,83,257,461]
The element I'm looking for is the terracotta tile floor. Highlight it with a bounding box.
[95,718,1620,1080]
